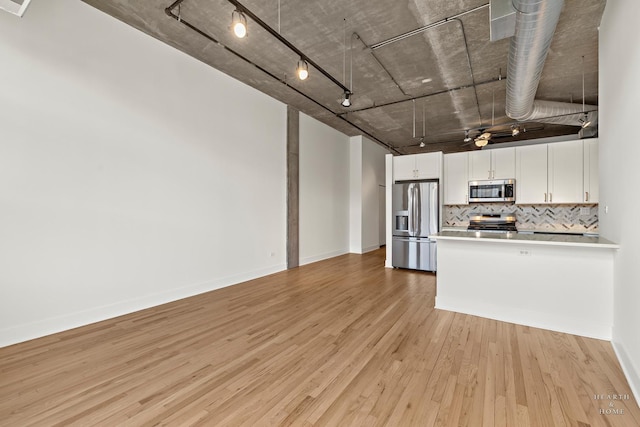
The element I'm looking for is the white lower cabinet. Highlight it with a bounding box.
[444,152,469,205]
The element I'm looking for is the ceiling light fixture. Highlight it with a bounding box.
[341,91,352,107]
[511,124,520,136]
[418,102,427,148]
[339,18,354,107]
[474,128,491,147]
[296,58,309,80]
[580,55,591,129]
[231,9,247,38]
[464,130,472,143]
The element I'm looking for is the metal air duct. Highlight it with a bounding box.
[505,0,598,129]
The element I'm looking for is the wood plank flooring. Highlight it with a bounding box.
[1,249,638,426]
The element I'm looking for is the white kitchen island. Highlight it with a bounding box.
[430,231,619,340]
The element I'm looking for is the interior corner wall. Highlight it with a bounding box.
[349,137,363,253]
[360,137,389,252]
[599,0,640,403]
[299,113,350,265]
[0,1,287,347]
[349,136,389,254]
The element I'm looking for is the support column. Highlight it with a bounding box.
[287,106,299,268]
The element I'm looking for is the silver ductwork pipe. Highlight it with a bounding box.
[505,0,598,128]
[529,100,598,126]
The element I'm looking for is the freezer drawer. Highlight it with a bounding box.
[392,237,437,272]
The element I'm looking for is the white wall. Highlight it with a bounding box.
[0,1,287,347]
[599,0,640,403]
[349,136,389,254]
[349,138,363,253]
[299,113,350,265]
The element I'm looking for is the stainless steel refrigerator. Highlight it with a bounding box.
[392,180,439,271]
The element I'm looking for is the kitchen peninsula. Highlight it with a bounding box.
[430,230,618,340]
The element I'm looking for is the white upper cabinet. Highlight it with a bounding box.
[393,155,418,181]
[547,140,584,204]
[469,147,516,180]
[468,150,491,181]
[444,152,469,205]
[583,139,599,203]
[516,144,549,204]
[393,152,442,181]
[516,140,587,205]
[415,153,441,179]
[492,147,516,179]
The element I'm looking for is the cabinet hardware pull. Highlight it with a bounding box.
[586,191,589,202]
[544,193,547,202]
[550,193,552,202]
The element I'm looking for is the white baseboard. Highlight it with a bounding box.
[299,249,349,266]
[435,296,612,341]
[612,340,640,409]
[361,244,381,254]
[0,263,286,348]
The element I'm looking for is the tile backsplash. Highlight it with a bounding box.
[443,203,599,233]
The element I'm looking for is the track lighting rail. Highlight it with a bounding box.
[337,76,505,116]
[164,0,399,154]
[226,0,350,93]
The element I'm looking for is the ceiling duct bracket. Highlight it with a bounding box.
[489,0,516,41]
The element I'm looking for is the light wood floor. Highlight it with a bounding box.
[1,249,638,426]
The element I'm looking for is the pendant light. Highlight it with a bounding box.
[341,91,352,107]
[296,58,309,80]
[463,130,472,143]
[340,18,353,107]
[475,91,494,147]
[580,56,592,128]
[231,9,247,38]
[419,103,426,148]
[412,99,416,141]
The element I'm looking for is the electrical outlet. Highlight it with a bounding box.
[518,248,532,256]
[580,207,590,216]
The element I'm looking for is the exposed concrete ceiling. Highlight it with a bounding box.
[81,0,605,154]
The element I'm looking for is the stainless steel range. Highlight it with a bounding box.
[467,213,517,233]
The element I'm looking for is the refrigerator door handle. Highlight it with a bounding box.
[407,184,414,236]
[414,184,420,236]
[407,184,413,236]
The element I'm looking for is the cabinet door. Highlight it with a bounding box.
[584,139,599,203]
[516,144,548,204]
[393,155,416,181]
[468,150,492,181]
[548,140,583,204]
[444,152,469,205]
[415,152,441,179]
[492,147,516,179]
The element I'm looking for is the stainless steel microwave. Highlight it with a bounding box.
[468,179,515,203]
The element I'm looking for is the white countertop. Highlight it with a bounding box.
[430,230,619,249]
